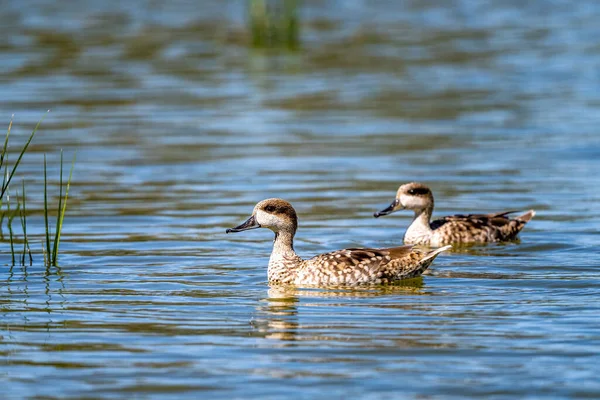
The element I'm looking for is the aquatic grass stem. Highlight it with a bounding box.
[44,154,51,263]
[0,115,13,171]
[0,113,75,267]
[51,151,76,265]
[0,124,10,238]
[249,0,299,50]
[0,112,47,200]
[18,180,32,266]
[6,192,20,266]
[249,0,268,47]
[43,151,76,266]
[0,176,4,239]
[52,150,64,264]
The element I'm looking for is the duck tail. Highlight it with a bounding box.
[516,209,536,223]
[401,245,451,279]
[422,245,452,263]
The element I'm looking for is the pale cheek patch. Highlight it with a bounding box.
[256,209,282,230]
[399,195,412,209]
[255,209,270,226]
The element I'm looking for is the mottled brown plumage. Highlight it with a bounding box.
[227,198,450,286]
[374,182,535,246]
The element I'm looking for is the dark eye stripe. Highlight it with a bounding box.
[408,188,430,196]
[264,205,276,212]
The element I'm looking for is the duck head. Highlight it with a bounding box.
[227,198,298,235]
[374,182,434,217]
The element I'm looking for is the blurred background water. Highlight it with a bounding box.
[1,0,600,398]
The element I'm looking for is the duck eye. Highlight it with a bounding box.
[264,205,276,213]
[408,188,429,196]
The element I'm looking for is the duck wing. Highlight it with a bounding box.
[431,210,520,230]
[303,245,449,285]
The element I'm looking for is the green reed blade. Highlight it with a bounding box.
[24,179,32,265]
[1,115,13,171]
[0,111,47,201]
[18,180,32,266]
[249,0,299,50]
[1,157,8,207]
[42,241,48,268]
[43,154,51,266]
[283,0,300,50]
[249,0,268,48]
[0,170,6,236]
[51,150,64,265]
[7,190,13,265]
[52,151,75,266]
[17,190,24,265]
[7,200,20,266]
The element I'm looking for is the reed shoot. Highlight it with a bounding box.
[249,0,300,50]
[18,180,32,266]
[1,113,75,268]
[1,113,45,201]
[6,192,20,266]
[44,150,76,266]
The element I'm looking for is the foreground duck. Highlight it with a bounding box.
[374,182,535,246]
[226,198,450,286]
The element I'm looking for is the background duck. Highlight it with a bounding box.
[227,198,450,286]
[374,182,535,246]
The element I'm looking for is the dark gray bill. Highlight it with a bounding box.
[226,215,261,233]
[373,199,400,218]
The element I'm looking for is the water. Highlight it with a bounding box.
[1,1,600,398]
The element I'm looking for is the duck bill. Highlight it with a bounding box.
[373,199,401,218]
[226,215,261,233]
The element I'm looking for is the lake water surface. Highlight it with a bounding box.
[1,1,600,398]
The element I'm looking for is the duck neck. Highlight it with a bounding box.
[405,206,434,242]
[268,230,302,284]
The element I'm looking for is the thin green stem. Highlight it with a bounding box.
[51,150,64,265]
[17,190,24,265]
[1,115,13,171]
[42,241,48,268]
[44,154,51,266]
[18,180,32,266]
[7,196,20,266]
[0,111,48,200]
[0,168,6,239]
[52,151,76,266]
